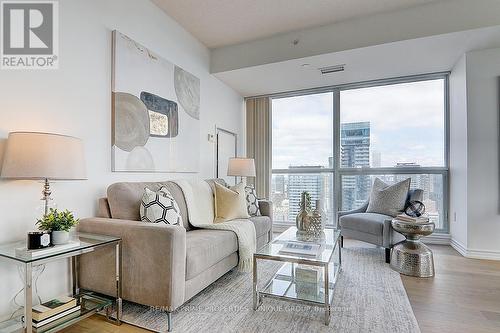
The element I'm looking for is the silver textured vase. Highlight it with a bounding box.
[307,200,324,237]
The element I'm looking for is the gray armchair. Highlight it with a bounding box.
[338,189,424,263]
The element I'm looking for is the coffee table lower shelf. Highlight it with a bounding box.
[254,261,341,325]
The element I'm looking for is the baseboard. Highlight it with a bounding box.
[451,238,500,260]
[422,233,451,245]
[450,238,467,256]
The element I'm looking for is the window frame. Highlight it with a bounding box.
[269,72,450,233]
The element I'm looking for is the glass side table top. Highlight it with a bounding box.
[0,232,121,263]
[256,226,341,264]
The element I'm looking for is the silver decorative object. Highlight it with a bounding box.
[390,219,435,277]
[296,192,311,234]
[307,200,324,237]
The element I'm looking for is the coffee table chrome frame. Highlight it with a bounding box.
[253,235,341,326]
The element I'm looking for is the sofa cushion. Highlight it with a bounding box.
[339,213,392,235]
[249,216,271,237]
[185,230,237,280]
[107,181,191,230]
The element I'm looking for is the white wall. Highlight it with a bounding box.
[465,47,500,256]
[449,54,468,248]
[0,0,243,318]
[449,47,500,259]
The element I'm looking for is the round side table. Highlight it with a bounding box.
[390,219,435,277]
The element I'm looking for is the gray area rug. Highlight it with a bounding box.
[117,247,420,333]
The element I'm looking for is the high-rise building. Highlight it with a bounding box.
[273,174,286,194]
[287,166,324,221]
[341,122,370,210]
[372,151,381,167]
[271,174,289,222]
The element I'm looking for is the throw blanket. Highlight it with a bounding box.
[173,179,256,272]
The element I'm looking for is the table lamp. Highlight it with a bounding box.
[1,132,87,216]
[227,158,256,184]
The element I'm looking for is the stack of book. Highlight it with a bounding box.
[295,265,322,297]
[279,241,321,257]
[32,296,80,331]
[396,214,430,223]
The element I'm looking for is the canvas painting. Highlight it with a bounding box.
[112,30,200,172]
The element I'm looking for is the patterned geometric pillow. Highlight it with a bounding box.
[140,187,183,226]
[244,185,261,216]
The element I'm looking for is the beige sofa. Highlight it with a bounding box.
[77,180,273,331]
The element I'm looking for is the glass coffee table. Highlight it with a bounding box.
[253,227,341,325]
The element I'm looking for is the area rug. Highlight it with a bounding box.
[116,247,420,333]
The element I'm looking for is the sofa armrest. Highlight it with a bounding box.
[258,200,273,220]
[77,218,186,310]
[338,201,369,219]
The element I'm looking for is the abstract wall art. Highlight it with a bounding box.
[112,30,200,172]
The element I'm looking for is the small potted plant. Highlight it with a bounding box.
[36,209,79,245]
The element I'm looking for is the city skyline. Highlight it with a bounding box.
[272,79,445,169]
[271,119,443,228]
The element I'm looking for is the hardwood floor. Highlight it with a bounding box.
[60,315,150,333]
[63,243,500,333]
[400,244,500,333]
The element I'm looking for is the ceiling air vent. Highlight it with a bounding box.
[319,64,345,75]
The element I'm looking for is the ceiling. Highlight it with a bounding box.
[214,26,500,96]
[152,0,440,48]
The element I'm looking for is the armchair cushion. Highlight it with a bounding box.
[340,212,392,235]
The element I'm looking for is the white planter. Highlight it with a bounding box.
[52,231,70,245]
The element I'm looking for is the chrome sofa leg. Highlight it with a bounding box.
[167,312,172,332]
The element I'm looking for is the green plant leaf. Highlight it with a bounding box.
[36,208,79,232]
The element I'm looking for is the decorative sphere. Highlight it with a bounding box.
[405,200,426,217]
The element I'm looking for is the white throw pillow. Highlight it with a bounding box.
[366,178,411,217]
[140,187,183,226]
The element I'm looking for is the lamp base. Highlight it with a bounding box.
[42,178,53,216]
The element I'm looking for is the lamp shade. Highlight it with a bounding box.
[1,132,86,180]
[227,158,256,177]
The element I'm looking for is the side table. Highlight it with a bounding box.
[0,232,122,333]
[390,219,435,277]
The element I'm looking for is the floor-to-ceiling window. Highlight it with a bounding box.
[271,92,335,225]
[270,74,449,233]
